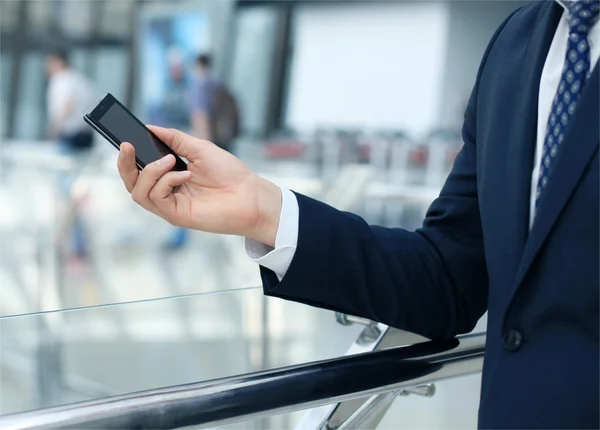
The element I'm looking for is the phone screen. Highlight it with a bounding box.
[97,102,184,168]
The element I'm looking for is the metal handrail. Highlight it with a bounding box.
[0,333,485,430]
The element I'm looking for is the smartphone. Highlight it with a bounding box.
[83,93,187,171]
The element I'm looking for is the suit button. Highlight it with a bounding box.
[502,329,523,352]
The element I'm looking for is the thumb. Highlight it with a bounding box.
[148,125,210,159]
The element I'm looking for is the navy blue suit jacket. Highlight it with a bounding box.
[260,2,599,428]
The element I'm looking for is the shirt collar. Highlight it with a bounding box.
[555,0,570,11]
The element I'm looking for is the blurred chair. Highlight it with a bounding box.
[316,128,364,184]
[422,128,462,186]
[263,129,306,160]
[361,130,416,226]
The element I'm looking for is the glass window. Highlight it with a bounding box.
[0,54,12,137]
[60,1,95,39]
[228,6,279,136]
[95,48,129,100]
[70,49,94,74]
[13,53,46,139]
[101,0,135,39]
[27,1,56,33]
[0,1,20,33]
[0,54,12,106]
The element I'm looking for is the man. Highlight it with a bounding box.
[153,47,190,132]
[188,54,215,141]
[117,1,599,428]
[46,49,95,151]
[46,49,96,258]
[188,54,239,152]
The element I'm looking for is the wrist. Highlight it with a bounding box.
[251,178,282,248]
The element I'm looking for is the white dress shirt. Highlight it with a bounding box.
[246,0,600,279]
[47,69,95,136]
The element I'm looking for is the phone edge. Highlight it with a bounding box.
[83,114,144,171]
[83,93,186,172]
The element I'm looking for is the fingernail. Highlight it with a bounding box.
[179,171,191,178]
[119,150,124,158]
[157,154,172,166]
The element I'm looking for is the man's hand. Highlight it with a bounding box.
[117,126,281,247]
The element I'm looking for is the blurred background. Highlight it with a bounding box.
[0,1,527,428]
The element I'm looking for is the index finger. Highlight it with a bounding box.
[117,142,139,193]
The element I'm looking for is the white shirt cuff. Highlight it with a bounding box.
[245,186,299,280]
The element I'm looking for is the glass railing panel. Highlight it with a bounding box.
[374,373,482,430]
[0,286,363,416]
[0,142,326,317]
[1,139,444,318]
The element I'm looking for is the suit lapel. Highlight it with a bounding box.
[513,64,600,291]
[500,2,563,277]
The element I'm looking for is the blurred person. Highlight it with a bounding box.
[188,54,239,152]
[46,49,95,151]
[153,47,190,131]
[117,1,598,428]
[46,49,95,258]
[164,53,240,250]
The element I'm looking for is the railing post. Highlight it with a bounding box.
[296,315,438,430]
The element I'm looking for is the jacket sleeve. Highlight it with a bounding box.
[260,8,520,340]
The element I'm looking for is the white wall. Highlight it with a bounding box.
[285,2,450,136]
[437,1,530,128]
